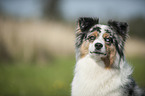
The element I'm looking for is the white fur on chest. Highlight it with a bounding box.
[71,55,123,96]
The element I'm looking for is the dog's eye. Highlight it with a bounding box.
[105,38,110,42]
[105,37,113,43]
[88,36,96,41]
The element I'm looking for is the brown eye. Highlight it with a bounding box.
[88,36,96,41]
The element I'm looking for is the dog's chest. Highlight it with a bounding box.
[71,56,122,96]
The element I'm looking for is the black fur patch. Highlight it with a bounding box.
[75,32,87,48]
[91,27,101,33]
[78,17,99,32]
[123,76,145,96]
[114,39,124,58]
[108,20,128,59]
[76,17,99,48]
[108,20,128,41]
[105,29,111,33]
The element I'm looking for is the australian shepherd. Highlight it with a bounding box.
[71,17,145,96]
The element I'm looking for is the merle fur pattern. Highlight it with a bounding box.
[75,17,145,96]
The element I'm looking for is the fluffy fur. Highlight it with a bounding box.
[71,17,145,96]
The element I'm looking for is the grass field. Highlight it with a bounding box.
[0,56,145,96]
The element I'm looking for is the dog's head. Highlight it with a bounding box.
[76,17,128,68]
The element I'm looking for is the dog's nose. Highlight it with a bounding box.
[95,43,103,50]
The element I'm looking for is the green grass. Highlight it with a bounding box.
[0,56,145,96]
[127,56,145,88]
[0,57,75,96]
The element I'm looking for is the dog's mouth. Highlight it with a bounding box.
[90,51,107,55]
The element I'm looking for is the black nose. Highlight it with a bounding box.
[95,43,103,50]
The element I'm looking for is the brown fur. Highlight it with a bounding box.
[80,41,90,58]
[101,44,116,69]
[101,33,116,68]
[91,31,98,37]
[103,33,110,38]
[80,31,98,58]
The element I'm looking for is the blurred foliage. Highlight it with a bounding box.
[42,0,62,20]
[128,17,145,39]
[0,34,13,62]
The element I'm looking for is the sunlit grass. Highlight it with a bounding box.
[0,56,145,96]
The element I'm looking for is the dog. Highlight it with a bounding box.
[71,17,145,96]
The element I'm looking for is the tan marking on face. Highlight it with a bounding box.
[80,41,90,58]
[87,31,98,42]
[101,44,116,69]
[91,31,98,37]
[103,33,110,38]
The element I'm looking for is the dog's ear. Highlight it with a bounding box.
[75,17,99,48]
[108,20,128,41]
[78,17,99,32]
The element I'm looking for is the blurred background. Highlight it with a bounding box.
[0,0,145,96]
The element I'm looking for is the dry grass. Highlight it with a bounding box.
[125,38,145,57]
[0,18,145,62]
[0,18,75,62]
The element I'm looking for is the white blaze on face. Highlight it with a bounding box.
[89,24,110,56]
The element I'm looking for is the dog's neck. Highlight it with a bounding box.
[73,54,122,96]
[72,52,132,96]
[76,52,124,69]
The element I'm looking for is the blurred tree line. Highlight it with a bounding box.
[128,17,145,39]
[42,0,62,20]
[0,0,62,20]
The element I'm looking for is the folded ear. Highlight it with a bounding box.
[108,20,128,41]
[78,17,99,32]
